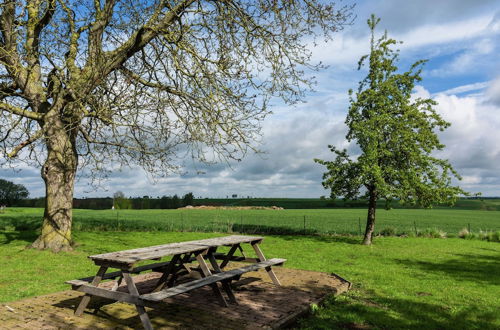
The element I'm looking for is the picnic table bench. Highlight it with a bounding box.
[66,235,286,330]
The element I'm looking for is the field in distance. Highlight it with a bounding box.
[193,197,500,210]
[2,207,499,237]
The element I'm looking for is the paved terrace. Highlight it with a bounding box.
[1,266,350,329]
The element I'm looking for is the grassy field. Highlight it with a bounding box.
[1,207,499,237]
[194,197,500,210]
[0,230,499,329]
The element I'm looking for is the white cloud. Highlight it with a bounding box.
[437,82,489,96]
[429,86,500,194]
[486,76,500,106]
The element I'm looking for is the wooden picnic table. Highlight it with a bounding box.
[67,235,286,330]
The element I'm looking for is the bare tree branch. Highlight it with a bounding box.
[0,102,42,120]
[7,128,43,158]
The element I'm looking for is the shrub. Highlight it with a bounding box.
[419,228,447,239]
[380,227,397,236]
[478,230,500,242]
[458,228,469,238]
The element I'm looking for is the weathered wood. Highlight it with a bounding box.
[74,265,107,316]
[141,258,286,302]
[207,251,238,304]
[218,244,240,269]
[196,252,228,307]
[152,254,181,293]
[68,280,156,308]
[123,272,153,330]
[111,275,123,291]
[89,235,263,265]
[252,243,282,286]
[213,253,259,264]
[78,261,171,282]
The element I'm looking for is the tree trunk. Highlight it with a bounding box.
[31,109,78,252]
[363,187,377,245]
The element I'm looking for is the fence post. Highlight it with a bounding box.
[414,220,418,236]
[303,215,306,235]
[358,217,361,236]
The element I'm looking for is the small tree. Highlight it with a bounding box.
[182,192,194,206]
[315,15,466,245]
[0,179,29,206]
[113,191,131,209]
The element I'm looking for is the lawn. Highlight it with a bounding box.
[1,229,499,329]
[1,207,499,236]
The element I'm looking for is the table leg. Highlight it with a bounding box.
[111,273,123,291]
[123,271,153,330]
[167,253,192,287]
[219,244,240,269]
[75,265,108,316]
[195,252,228,307]
[251,242,281,286]
[153,254,181,292]
[207,249,238,304]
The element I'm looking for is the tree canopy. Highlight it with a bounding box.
[0,0,353,251]
[0,178,29,205]
[315,15,466,245]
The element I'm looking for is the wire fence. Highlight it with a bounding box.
[2,209,499,237]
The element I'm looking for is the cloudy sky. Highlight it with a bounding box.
[3,0,500,198]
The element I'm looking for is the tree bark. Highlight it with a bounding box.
[363,187,377,245]
[31,108,78,252]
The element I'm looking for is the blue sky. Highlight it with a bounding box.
[2,0,500,198]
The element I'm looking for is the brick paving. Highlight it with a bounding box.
[0,267,350,329]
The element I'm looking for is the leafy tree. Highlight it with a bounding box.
[0,179,29,206]
[113,191,131,209]
[182,192,194,206]
[315,15,466,245]
[0,1,352,251]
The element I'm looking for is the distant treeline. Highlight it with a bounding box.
[14,193,195,210]
[12,195,500,210]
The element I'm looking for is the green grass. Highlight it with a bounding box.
[1,207,499,236]
[0,230,499,329]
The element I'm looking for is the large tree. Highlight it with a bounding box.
[0,178,29,205]
[0,1,352,251]
[315,15,466,245]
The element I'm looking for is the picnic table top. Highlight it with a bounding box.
[88,235,263,265]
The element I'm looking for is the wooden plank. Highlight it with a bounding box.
[213,253,259,264]
[88,235,263,265]
[252,242,282,286]
[78,261,171,282]
[74,265,107,316]
[141,258,286,302]
[123,272,153,330]
[207,251,238,304]
[195,253,228,307]
[90,243,207,266]
[152,254,181,292]
[69,281,154,307]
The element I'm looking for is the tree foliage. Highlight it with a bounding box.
[0,0,353,251]
[315,15,466,245]
[0,178,29,205]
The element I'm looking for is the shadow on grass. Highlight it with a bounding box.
[232,223,362,245]
[0,230,39,245]
[395,253,500,286]
[297,291,499,330]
